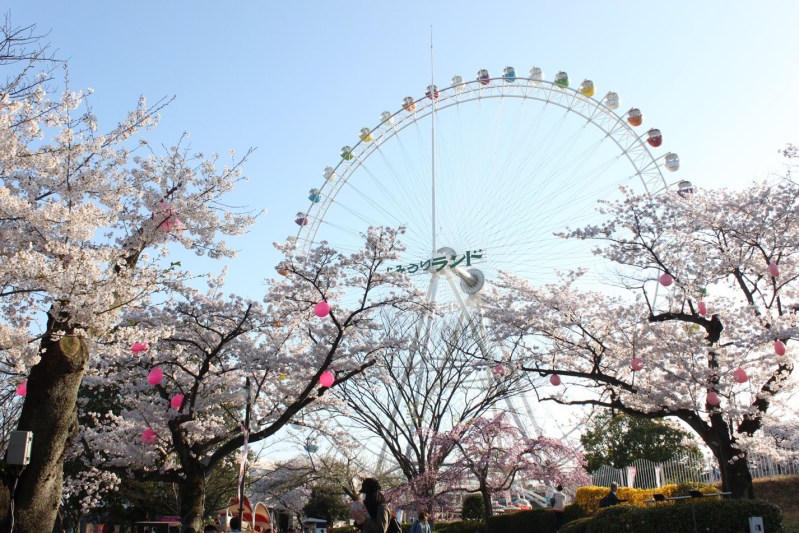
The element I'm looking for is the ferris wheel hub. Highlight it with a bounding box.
[456,267,485,295]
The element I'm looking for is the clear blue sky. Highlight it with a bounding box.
[7,1,799,298]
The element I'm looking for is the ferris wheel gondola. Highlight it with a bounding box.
[282,65,681,464]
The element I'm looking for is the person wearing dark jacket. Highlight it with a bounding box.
[599,482,627,508]
[351,478,391,533]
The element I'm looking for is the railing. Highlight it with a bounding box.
[590,453,799,489]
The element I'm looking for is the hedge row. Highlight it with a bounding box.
[560,499,783,533]
[575,482,720,515]
[434,505,586,533]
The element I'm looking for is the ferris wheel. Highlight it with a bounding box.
[284,65,681,462]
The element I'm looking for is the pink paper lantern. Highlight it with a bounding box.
[697,301,707,316]
[142,428,156,444]
[774,340,786,356]
[659,273,673,287]
[706,391,720,406]
[16,382,27,397]
[314,301,330,317]
[131,342,148,353]
[147,367,163,386]
[768,262,779,277]
[319,370,335,387]
[549,374,561,386]
[733,367,748,383]
[493,364,505,375]
[631,358,644,371]
[170,394,184,409]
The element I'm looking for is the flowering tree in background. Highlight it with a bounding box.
[432,413,587,521]
[77,227,422,531]
[486,173,799,499]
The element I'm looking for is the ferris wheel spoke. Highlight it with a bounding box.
[290,70,678,459]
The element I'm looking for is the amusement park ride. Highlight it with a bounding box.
[281,63,683,480]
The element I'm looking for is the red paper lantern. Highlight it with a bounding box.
[314,301,330,317]
[549,374,561,386]
[706,391,720,406]
[319,371,335,387]
[774,340,786,356]
[493,364,505,375]
[659,273,673,287]
[631,358,644,371]
[768,262,779,277]
[142,428,156,444]
[16,382,27,397]
[131,342,148,353]
[170,394,184,409]
[697,301,707,316]
[733,368,748,383]
[147,368,163,386]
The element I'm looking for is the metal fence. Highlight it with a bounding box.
[590,453,799,489]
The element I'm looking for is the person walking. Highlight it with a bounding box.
[551,485,566,531]
[411,511,431,533]
[350,478,391,533]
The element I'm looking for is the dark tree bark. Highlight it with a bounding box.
[13,314,89,532]
[178,466,207,533]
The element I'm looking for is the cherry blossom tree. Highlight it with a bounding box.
[486,174,799,499]
[0,58,260,530]
[434,413,587,521]
[76,227,422,531]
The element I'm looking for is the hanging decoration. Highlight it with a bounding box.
[147,368,163,386]
[733,368,748,383]
[142,428,156,444]
[549,374,561,386]
[16,382,27,397]
[314,301,330,317]
[659,273,673,286]
[774,340,786,356]
[319,371,335,387]
[768,262,780,277]
[170,394,184,409]
[697,301,707,316]
[631,358,644,371]
[131,342,148,353]
[706,391,720,406]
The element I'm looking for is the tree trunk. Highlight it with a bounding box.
[179,468,207,533]
[715,447,754,499]
[700,414,754,499]
[13,320,89,533]
[480,483,493,528]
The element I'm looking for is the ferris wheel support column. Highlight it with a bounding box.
[430,30,437,256]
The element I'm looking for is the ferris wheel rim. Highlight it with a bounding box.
[290,74,676,256]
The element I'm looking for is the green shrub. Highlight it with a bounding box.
[436,519,485,533]
[462,494,484,521]
[559,517,591,533]
[563,503,587,523]
[584,499,782,533]
[483,505,586,533]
